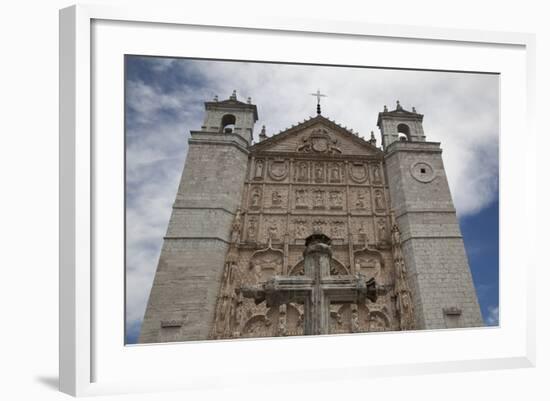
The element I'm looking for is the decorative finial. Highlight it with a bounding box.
[247,97,252,104]
[310,89,327,115]
[369,130,377,145]
[259,125,267,141]
[412,106,417,113]
[213,95,218,102]
[384,105,388,112]
[396,100,402,110]
[230,90,237,100]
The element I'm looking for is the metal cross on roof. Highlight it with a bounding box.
[310,89,327,115]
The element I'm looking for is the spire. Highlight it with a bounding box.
[259,125,267,141]
[369,130,377,146]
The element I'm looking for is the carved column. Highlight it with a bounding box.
[303,234,332,335]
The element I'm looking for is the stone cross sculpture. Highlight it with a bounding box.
[239,234,379,335]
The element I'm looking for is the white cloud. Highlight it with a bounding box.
[486,305,499,326]
[125,58,499,332]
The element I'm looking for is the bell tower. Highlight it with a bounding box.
[201,90,258,145]
[382,102,483,330]
[139,91,257,343]
[377,101,426,148]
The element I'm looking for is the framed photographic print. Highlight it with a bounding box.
[59,4,535,397]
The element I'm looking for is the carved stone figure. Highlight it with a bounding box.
[250,188,261,208]
[271,191,282,208]
[296,161,308,181]
[329,191,343,209]
[374,190,385,210]
[330,163,341,182]
[294,220,307,239]
[247,218,258,241]
[314,162,324,182]
[295,189,308,208]
[372,164,381,183]
[377,219,387,242]
[254,159,264,178]
[230,209,242,243]
[313,190,324,208]
[355,191,366,209]
[267,222,278,242]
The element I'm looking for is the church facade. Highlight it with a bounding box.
[138,91,483,343]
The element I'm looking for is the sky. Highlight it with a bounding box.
[125,56,500,344]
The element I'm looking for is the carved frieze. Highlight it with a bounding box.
[295,188,309,209]
[267,186,287,209]
[329,190,344,209]
[352,189,370,212]
[328,162,343,183]
[312,189,325,209]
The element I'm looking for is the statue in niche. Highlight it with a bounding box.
[250,188,261,208]
[252,262,263,283]
[357,223,368,244]
[254,159,264,178]
[247,218,257,241]
[295,189,307,208]
[313,190,324,208]
[267,222,278,242]
[373,165,381,183]
[377,219,387,242]
[330,164,340,182]
[374,190,385,210]
[271,191,282,208]
[296,162,308,181]
[314,163,324,182]
[233,296,244,337]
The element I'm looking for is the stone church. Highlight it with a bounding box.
[138,91,483,343]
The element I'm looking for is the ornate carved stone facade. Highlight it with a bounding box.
[139,94,483,344]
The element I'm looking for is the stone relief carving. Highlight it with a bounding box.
[372,164,382,183]
[278,304,287,336]
[330,221,345,239]
[374,189,386,211]
[329,163,342,183]
[247,217,258,242]
[367,311,389,332]
[249,248,283,282]
[293,219,308,239]
[295,161,309,182]
[354,248,384,280]
[349,162,369,183]
[354,189,370,211]
[254,159,264,179]
[249,187,262,209]
[329,191,344,209]
[295,189,308,209]
[230,209,242,244]
[268,159,289,181]
[312,189,325,209]
[296,128,342,154]
[271,190,283,208]
[314,162,325,183]
[377,218,388,243]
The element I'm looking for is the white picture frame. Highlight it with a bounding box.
[59,4,536,397]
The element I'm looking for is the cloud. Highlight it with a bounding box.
[124,57,499,338]
[486,305,499,326]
